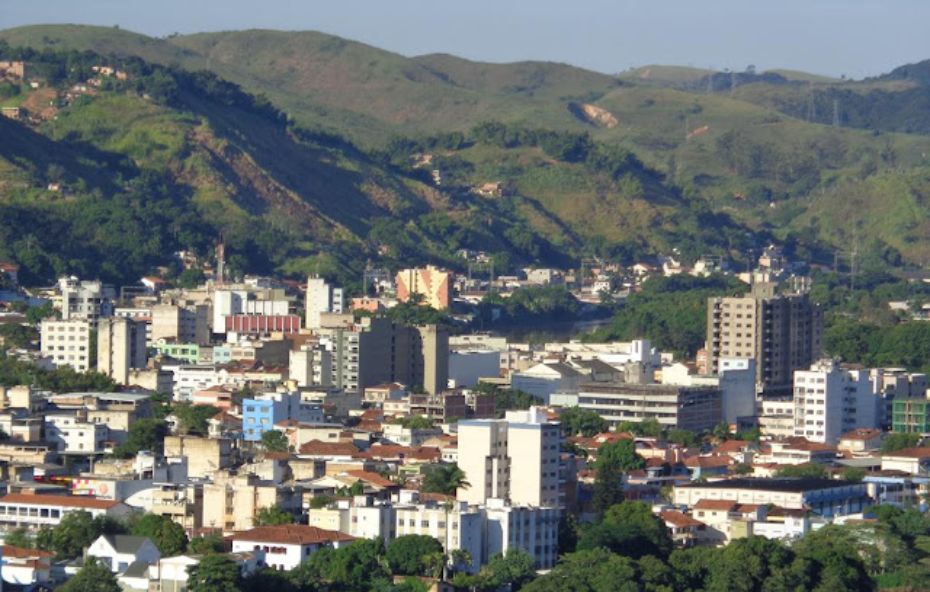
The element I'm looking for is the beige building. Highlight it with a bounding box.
[163,436,235,479]
[150,483,203,531]
[202,472,301,534]
[97,317,147,385]
[707,282,822,392]
[151,304,210,345]
[0,386,42,412]
[395,265,453,310]
[41,319,92,372]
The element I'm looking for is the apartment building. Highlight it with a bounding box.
[0,494,132,529]
[395,265,453,310]
[706,282,823,392]
[576,382,722,432]
[201,472,302,534]
[483,499,558,569]
[163,436,235,479]
[212,288,289,335]
[40,319,92,372]
[456,407,562,508]
[57,276,115,324]
[242,390,324,442]
[44,412,108,454]
[289,344,333,387]
[892,399,930,434]
[305,277,345,330]
[793,359,879,444]
[97,317,147,385]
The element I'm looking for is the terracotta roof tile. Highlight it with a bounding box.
[660,510,705,528]
[0,493,120,510]
[693,499,739,511]
[232,525,354,546]
[298,440,359,456]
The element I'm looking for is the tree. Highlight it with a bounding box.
[484,550,537,591]
[522,549,637,592]
[42,511,126,560]
[173,403,218,436]
[842,466,867,482]
[130,513,188,556]
[188,534,225,555]
[392,415,434,430]
[113,417,168,458]
[592,439,643,513]
[422,463,469,495]
[304,539,390,591]
[187,553,242,592]
[776,463,828,479]
[59,557,121,592]
[557,513,579,555]
[260,429,290,453]
[577,501,673,560]
[4,527,33,548]
[560,407,608,437]
[386,535,444,576]
[254,505,295,526]
[882,432,921,453]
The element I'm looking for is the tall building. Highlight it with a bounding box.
[413,325,449,395]
[289,345,333,388]
[793,359,879,444]
[57,276,115,325]
[395,265,453,310]
[707,282,823,392]
[41,319,92,372]
[892,399,930,434]
[305,277,345,330]
[152,304,210,345]
[212,288,289,335]
[97,318,147,385]
[456,407,562,508]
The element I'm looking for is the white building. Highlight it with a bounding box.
[44,412,108,454]
[306,277,345,330]
[289,345,333,387]
[212,289,289,335]
[448,350,500,388]
[511,363,583,404]
[661,358,756,424]
[40,319,91,372]
[0,493,133,529]
[483,499,558,569]
[230,525,354,571]
[86,534,161,574]
[457,407,562,508]
[793,359,880,444]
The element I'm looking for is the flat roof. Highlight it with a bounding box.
[678,477,860,493]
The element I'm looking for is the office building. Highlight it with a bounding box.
[40,319,92,372]
[792,359,879,444]
[97,317,147,385]
[707,282,823,392]
[305,277,345,330]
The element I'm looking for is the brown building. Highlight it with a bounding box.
[706,282,822,392]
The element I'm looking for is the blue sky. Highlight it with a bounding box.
[4,0,929,78]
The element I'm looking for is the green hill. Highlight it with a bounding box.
[5,25,930,274]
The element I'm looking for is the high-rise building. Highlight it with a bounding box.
[289,345,333,388]
[892,399,930,434]
[152,304,211,345]
[792,359,879,444]
[305,277,345,330]
[707,282,822,392]
[456,407,562,508]
[57,276,115,325]
[395,265,453,310]
[97,317,147,385]
[41,319,92,372]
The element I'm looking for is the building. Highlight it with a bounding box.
[482,499,558,569]
[58,276,115,324]
[242,390,324,442]
[576,382,722,432]
[44,412,108,454]
[892,398,930,434]
[40,319,92,372]
[86,534,161,574]
[793,359,879,444]
[306,277,345,330]
[416,325,449,395]
[212,288,289,335]
[202,472,302,534]
[289,344,332,387]
[1,545,53,588]
[661,359,756,424]
[511,363,583,404]
[456,407,561,508]
[151,304,210,345]
[230,525,354,571]
[672,478,870,518]
[395,266,453,310]
[0,494,133,529]
[163,436,235,479]
[97,317,147,385]
[448,350,500,388]
[706,282,823,392]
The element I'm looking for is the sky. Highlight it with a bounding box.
[4,0,930,79]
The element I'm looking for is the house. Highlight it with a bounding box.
[86,534,161,574]
[150,551,265,590]
[673,478,870,518]
[659,510,708,547]
[881,447,930,476]
[683,455,732,480]
[231,525,354,571]
[838,428,884,455]
[1,544,53,588]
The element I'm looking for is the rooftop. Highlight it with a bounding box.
[678,477,861,493]
[232,525,355,546]
[0,493,121,509]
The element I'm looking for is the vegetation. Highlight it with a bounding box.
[385,535,444,576]
[58,558,121,592]
[254,505,295,526]
[172,403,218,436]
[129,513,188,556]
[36,510,126,560]
[592,440,643,513]
[0,357,116,392]
[113,417,168,458]
[559,407,608,437]
[421,463,469,496]
[187,553,243,592]
[260,429,290,453]
[188,534,226,555]
[881,432,922,453]
[775,463,829,479]
[390,415,435,430]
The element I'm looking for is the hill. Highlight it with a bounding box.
[5,25,930,272]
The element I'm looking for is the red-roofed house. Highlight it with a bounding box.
[2,545,53,587]
[683,455,732,480]
[659,510,707,547]
[881,447,930,475]
[231,525,354,570]
[298,440,360,461]
[838,429,884,455]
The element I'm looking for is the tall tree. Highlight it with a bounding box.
[254,505,295,526]
[386,535,444,576]
[130,513,188,556]
[187,554,242,592]
[58,558,121,592]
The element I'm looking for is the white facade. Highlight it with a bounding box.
[86,535,161,574]
[483,499,558,569]
[165,365,239,401]
[289,346,332,387]
[40,319,91,372]
[97,317,147,385]
[212,289,289,334]
[511,363,582,404]
[58,276,114,324]
[448,350,500,388]
[45,413,108,453]
[662,358,756,424]
[793,359,880,444]
[306,277,345,330]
